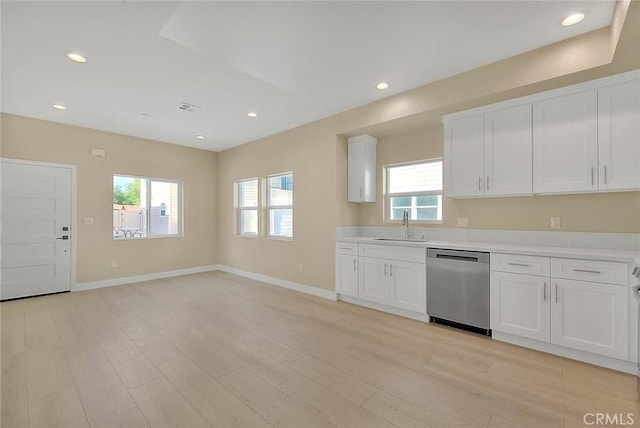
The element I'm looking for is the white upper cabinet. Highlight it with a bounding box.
[444,70,640,198]
[347,134,377,203]
[444,105,532,198]
[484,104,533,196]
[533,90,598,194]
[598,80,640,191]
[444,115,484,198]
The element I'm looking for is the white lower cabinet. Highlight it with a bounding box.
[359,257,388,304]
[335,243,359,298]
[388,260,426,313]
[490,271,550,342]
[358,256,426,313]
[551,279,628,360]
[336,253,358,297]
[491,253,629,361]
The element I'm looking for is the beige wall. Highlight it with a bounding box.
[1,2,639,292]
[217,120,342,291]
[0,114,218,283]
[359,126,640,233]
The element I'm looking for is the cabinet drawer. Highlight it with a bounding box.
[359,244,425,264]
[551,258,627,285]
[491,253,550,276]
[336,242,358,255]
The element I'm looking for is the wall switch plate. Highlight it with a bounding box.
[550,217,561,229]
[298,264,303,272]
[370,217,375,225]
[457,217,469,227]
[111,261,118,268]
[83,217,94,225]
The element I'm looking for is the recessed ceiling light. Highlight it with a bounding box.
[66,52,87,63]
[562,13,585,26]
[196,135,205,140]
[376,82,390,90]
[247,112,258,118]
[52,104,67,110]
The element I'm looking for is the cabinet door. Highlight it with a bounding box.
[336,254,358,297]
[347,141,366,202]
[484,105,533,196]
[533,91,598,194]
[598,80,640,191]
[388,260,426,313]
[551,279,628,360]
[347,137,376,202]
[358,257,388,304]
[490,272,550,341]
[444,115,485,197]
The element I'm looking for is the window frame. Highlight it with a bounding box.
[266,171,293,240]
[236,177,260,237]
[112,174,182,240]
[384,158,443,224]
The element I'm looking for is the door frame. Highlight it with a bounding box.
[1,157,77,292]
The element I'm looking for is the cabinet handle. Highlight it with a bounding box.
[384,263,388,276]
[543,282,547,301]
[478,177,481,192]
[555,283,559,303]
[353,260,356,271]
[591,167,594,186]
[389,264,393,277]
[486,176,490,191]
[573,268,601,274]
[507,262,530,267]
[603,165,607,185]
[340,247,351,251]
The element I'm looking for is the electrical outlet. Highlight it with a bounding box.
[370,217,375,225]
[550,217,561,229]
[111,261,118,268]
[298,264,303,272]
[457,217,469,227]
[83,217,94,225]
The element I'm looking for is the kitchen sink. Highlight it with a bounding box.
[374,238,428,242]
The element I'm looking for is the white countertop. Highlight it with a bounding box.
[336,236,640,264]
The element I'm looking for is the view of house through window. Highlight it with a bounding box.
[386,159,443,222]
[237,178,258,235]
[113,175,180,239]
[267,172,293,238]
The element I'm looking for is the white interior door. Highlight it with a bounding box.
[1,160,73,300]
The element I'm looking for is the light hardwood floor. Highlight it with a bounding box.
[1,271,638,427]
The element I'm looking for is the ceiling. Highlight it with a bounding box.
[1,1,616,152]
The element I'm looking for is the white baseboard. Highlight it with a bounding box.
[74,265,220,292]
[74,264,337,301]
[493,331,636,375]
[216,265,337,301]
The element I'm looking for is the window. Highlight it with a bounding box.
[113,175,181,239]
[267,172,293,238]
[385,159,442,222]
[237,178,258,236]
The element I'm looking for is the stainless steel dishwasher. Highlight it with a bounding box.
[427,248,491,335]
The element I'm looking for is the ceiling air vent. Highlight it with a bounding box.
[176,102,201,112]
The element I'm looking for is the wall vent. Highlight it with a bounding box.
[176,102,201,112]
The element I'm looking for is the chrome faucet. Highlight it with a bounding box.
[402,209,413,239]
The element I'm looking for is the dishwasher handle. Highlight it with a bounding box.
[436,254,479,262]
[427,248,489,263]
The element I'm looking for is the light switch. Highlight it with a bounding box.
[91,148,106,157]
[550,217,561,229]
[457,217,469,227]
[83,217,94,225]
